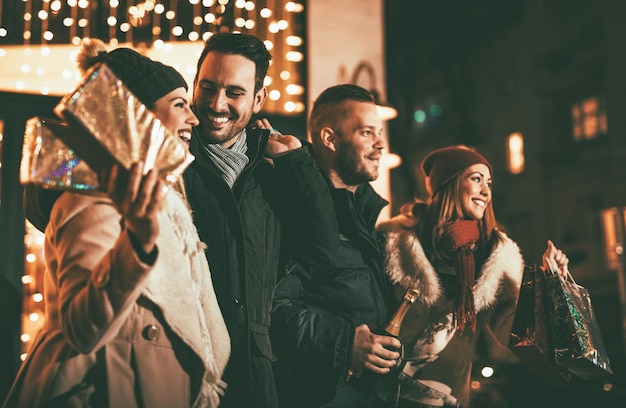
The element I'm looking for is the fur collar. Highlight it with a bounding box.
[143,190,230,407]
[377,215,524,311]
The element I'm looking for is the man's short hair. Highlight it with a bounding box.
[195,32,272,93]
[309,84,375,134]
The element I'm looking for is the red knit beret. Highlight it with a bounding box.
[422,146,492,195]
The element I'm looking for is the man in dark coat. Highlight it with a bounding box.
[270,84,401,407]
[184,33,338,408]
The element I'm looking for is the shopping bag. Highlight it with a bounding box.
[543,268,613,380]
[509,266,571,383]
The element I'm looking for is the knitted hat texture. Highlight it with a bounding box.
[422,146,492,195]
[77,39,187,108]
[99,48,187,108]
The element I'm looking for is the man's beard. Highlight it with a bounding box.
[334,143,376,187]
[195,106,253,146]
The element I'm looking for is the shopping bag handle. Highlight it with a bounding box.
[545,258,575,284]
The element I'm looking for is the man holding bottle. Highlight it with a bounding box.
[270,84,401,407]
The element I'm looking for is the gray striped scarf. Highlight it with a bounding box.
[202,130,249,188]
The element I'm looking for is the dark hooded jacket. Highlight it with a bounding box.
[270,181,391,407]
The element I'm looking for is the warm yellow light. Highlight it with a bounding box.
[286,36,302,46]
[383,153,402,169]
[286,84,303,95]
[260,8,272,18]
[376,105,398,121]
[286,2,304,12]
[21,275,33,285]
[507,132,525,175]
[33,293,44,303]
[284,101,296,112]
[286,51,303,62]
[29,313,39,322]
[20,334,30,343]
[269,90,281,100]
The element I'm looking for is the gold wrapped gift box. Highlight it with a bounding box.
[20,117,101,192]
[20,62,194,192]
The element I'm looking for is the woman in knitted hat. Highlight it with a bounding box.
[373,145,569,407]
[4,39,230,408]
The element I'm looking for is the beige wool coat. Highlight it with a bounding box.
[3,189,230,408]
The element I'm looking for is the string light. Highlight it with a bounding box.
[5,0,306,361]
[0,0,305,115]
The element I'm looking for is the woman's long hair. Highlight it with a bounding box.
[414,175,504,263]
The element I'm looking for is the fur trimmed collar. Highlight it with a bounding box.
[143,190,230,407]
[377,214,524,311]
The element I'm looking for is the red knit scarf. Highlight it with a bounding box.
[440,220,480,334]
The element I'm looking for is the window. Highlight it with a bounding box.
[571,96,607,141]
[507,132,525,175]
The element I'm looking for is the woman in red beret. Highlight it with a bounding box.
[374,145,569,407]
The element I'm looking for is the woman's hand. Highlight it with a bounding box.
[102,162,167,254]
[541,240,569,276]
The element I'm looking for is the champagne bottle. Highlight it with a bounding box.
[345,287,420,390]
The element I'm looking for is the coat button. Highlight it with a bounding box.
[143,325,159,340]
[233,298,245,309]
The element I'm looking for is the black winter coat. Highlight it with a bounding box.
[184,128,338,408]
[270,182,391,407]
